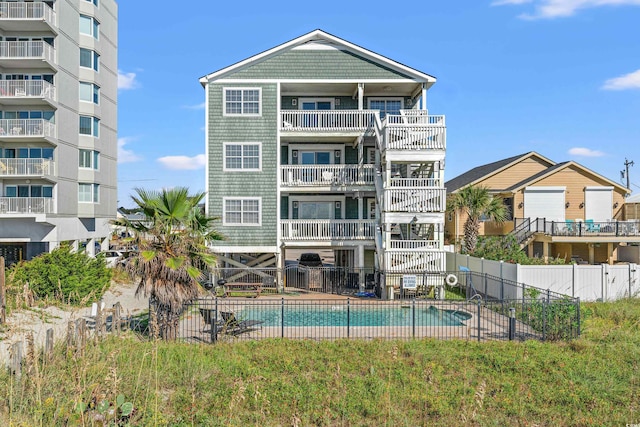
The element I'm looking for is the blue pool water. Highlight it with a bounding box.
[241,305,472,327]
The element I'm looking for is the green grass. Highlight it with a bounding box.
[1,299,639,426]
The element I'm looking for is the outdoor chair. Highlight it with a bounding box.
[220,311,263,335]
[199,308,220,333]
[585,219,600,233]
[564,219,575,234]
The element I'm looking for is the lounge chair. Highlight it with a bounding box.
[564,219,575,234]
[220,311,263,335]
[585,219,600,233]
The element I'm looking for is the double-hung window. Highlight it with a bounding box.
[79,81,100,104]
[223,142,261,171]
[79,115,99,137]
[223,88,261,116]
[80,48,99,71]
[368,98,403,119]
[79,149,99,169]
[79,15,99,39]
[79,183,99,203]
[223,198,261,226]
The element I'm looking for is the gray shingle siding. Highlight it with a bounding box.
[226,50,412,80]
[208,83,278,247]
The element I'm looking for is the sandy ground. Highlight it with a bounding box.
[0,281,149,367]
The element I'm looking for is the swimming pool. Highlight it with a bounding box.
[240,305,472,327]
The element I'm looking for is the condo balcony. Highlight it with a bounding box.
[0,80,56,106]
[385,250,446,273]
[0,158,54,176]
[280,110,376,136]
[281,219,376,241]
[0,196,54,214]
[280,164,375,189]
[383,187,446,213]
[388,239,440,250]
[0,119,56,141]
[0,2,57,32]
[0,41,56,69]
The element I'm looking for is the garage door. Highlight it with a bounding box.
[524,187,566,222]
[585,187,613,221]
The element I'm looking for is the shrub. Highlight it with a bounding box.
[471,235,567,265]
[9,245,111,305]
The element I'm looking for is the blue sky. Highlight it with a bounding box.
[116,0,640,207]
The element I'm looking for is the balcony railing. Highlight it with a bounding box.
[0,2,56,26]
[388,240,441,250]
[384,125,446,151]
[0,158,53,176]
[0,41,55,63]
[385,250,446,273]
[281,110,376,132]
[384,188,446,213]
[386,111,446,126]
[281,164,375,187]
[0,197,54,214]
[0,119,55,138]
[0,80,56,102]
[281,220,376,241]
[389,178,442,188]
[517,218,640,238]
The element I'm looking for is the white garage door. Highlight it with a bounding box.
[524,187,566,222]
[585,187,613,221]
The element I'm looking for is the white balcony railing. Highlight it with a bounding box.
[388,240,440,250]
[281,164,375,187]
[281,110,377,132]
[386,111,446,126]
[0,119,55,138]
[0,158,54,176]
[0,197,54,214]
[281,219,376,241]
[384,125,446,151]
[385,250,446,273]
[0,41,55,63]
[0,2,56,26]
[0,80,56,102]
[389,178,442,188]
[384,188,446,213]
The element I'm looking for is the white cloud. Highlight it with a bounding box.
[182,102,206,110]
[492,0,640,19]
[157,154,206,170]
[602,69,640,90]
[118,70,138,90]
[568,147,606,157]
[118,137,142,163]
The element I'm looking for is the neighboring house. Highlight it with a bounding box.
[0,0,118,265]
[445,151,634,264]
[624,193,640,220]
[200,30,447,294]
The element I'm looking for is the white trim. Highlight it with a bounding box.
[204,83,209,216]
[210,245,278,253]
[524,186,566,192]
[222,142,262,172]
[298,97,334,110]
[222,87,262,117]
[289,144,343,165]
[212,78,421,84]
[584,186,614,191]
[222,197,262,226]
[367,199,376,220]
[367,97,404,115]
[289,195,346,220]
[199,30,437,85]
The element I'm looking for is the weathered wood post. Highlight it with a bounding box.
[45,328,54,360]
[0,256,6,324]
[113,302,122,334]
[76,318,87,354]
[10,341,23,381]
[66,321,75,349]
[95,301,104,338]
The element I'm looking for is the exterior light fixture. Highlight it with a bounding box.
[565,202,570,208]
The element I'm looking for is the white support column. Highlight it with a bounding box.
[421,83,427,111]
[358,83,364,110]
[86,238,96,257]
[358,196,363,220]
[357,244,365,292]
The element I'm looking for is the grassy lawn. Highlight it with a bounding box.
[0,299,638,426]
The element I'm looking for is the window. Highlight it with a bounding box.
[223,88,261,116]
[79,115,99,136]
[223,142,261,171]
[5,185,53,198]
[79,149,99,169]
[79,48,99,71]
[79,183,99,203]
[84,0,98,5]
[79,15,99,39]
[368,98,403,118]
[79,82,100,104]
[223,198,261,226]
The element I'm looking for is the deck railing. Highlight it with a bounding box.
[281,164,375,187]
[0,119,55,138]
[388,240,440,250]
[0,197,54,214]
[384,125,446,151]
[386,112,446,126]
[0,158,53,176]
[0,41,55,63]
[384,188,446,213]
[516,218,640,238]
[281,219,376,240]
[0,2,56,26]
[0,80,55,102]
[389,178,441,188]
[385,250,447,273]
[281,110,376,132]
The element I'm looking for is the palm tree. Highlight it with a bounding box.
[448,185,509,254]
[112,187,223,339]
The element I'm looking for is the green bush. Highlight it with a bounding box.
[472,235,567,265]
[9,245,112,305]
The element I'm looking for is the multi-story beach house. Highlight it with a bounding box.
[0,0,118,264]
[201,30,446,297]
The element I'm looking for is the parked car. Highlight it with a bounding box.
[298,252,323,268]
[100,250,135,268]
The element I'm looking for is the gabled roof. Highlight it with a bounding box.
[506,160,630,193]
[199,29,437,86]
[445,152,555,193]
[627,193,640,203]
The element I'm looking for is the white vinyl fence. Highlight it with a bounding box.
[446,252,639,302]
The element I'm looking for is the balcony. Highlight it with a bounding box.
[0,80,56,106]
[0,41,56,69]
[381,112,446,158]
[0,197,54,214]
[281,219,376,241]
[383,188,446,213]
[0,119,56,141]
[0,158,54,176]
[0,2,57,32]
[280,110,376,135]
[385,250,446,273]
[388,240,440,250]
[281,164,375,188]
[389,178,442,188]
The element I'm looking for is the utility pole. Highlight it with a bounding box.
[621,158,634,190]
